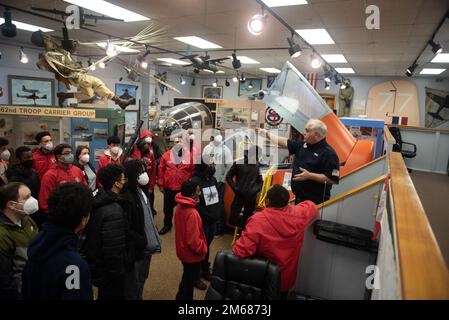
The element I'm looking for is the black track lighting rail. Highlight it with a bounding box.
[406,9,448,76]
[255,0,344,80]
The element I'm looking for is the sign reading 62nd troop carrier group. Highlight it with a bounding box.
[0,105,96,119]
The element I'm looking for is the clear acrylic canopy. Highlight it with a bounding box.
[263,61,332,133]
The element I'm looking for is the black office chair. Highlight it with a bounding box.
[389,126,417,158]
[205,250,281,300]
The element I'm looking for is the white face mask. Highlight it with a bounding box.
[13,197,39,215]
[214,135,223,145]
[43,142,53,151]
[144,137,152,144]
[0,149,11,161]
[110,146,120,155]
[80,154,90,163]
[138,172,149,186]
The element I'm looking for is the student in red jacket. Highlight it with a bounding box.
[232,184,317,299]
[97,136,123,171]
[32,131,56,180]
[131,130,157,214]
[174,179,207,300]
[39,144,87,214]
[158,136,194,235]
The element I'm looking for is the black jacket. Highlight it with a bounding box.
[22,223,93,300]
[191,165,221,224]
[120,189,148,261]
[226,160,263,199]
[6,165,40,199]
[83,190,130,285]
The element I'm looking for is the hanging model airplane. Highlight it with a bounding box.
[181,53,229,74]
[31,6,124,26]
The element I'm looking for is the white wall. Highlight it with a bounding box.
[314,76,449,127]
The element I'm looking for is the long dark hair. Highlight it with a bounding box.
[122,160,146,195]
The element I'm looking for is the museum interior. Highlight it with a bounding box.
[0,0,448,301]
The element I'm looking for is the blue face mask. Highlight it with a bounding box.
[61,153,74,164]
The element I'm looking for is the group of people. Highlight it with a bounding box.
[0,118,340,300]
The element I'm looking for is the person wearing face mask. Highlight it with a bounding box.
[83,164,131,300]
[0,182,39,299]
[6,147,41,226]
[226,145,263,229]
[202,133,233,236]
[158,136,195,235]
[97,136,123,172]
[189,161,221,290]
[121,160,161,300]
[130,130,157,215]
[0,137,11,186]
[174,179,207,300]
[39,144,87,215]
[73,146,97,191]
[32,131,56,180]
[22,183,94,300]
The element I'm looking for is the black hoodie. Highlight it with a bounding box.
[22,223,93,300]
[191,164,221,224]
[83,189,130,286]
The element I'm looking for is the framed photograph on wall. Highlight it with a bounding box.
[267,76,277,88]
[238,78,262,96]
[8,75,55,106]
[125,110,139,142]
[115,83,138,106]
[202,85,223,99]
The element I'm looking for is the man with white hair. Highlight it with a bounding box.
[257,119,340,204]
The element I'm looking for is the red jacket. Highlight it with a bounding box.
[131,130,157,191]
[174,193,207,263]
[32,149,56,180]
[39,165,87,214]
[97,149,123,172]
[232,200,317,292]
[158,147,194,191]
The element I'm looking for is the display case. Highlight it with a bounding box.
[69,107,125,169]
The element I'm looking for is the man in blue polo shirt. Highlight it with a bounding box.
[257,119,340,204]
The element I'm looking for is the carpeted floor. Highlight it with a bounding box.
[142,189,233,300]
[410,170,449,266]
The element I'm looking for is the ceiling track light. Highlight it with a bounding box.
[137,47,150,69]
[311,52,322,69]
[324,82,330,91]
[406,63,418,77]
[19,47,28,64]
[248,9,267,36]
[287,34,301,58]
[225,79,230,87]
[232,51,241,69]
[240,73,246,83]
[191,77,196,86]
[99,61,106,69]
[428,40,443,55]
[1,7,17,37]
[213,79,218,87]
[323,66,332,83]
[232,74,239,83]
[180,76,186,85]
[248,81,253,89]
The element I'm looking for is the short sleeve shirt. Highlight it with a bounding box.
[287,138,340,204]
